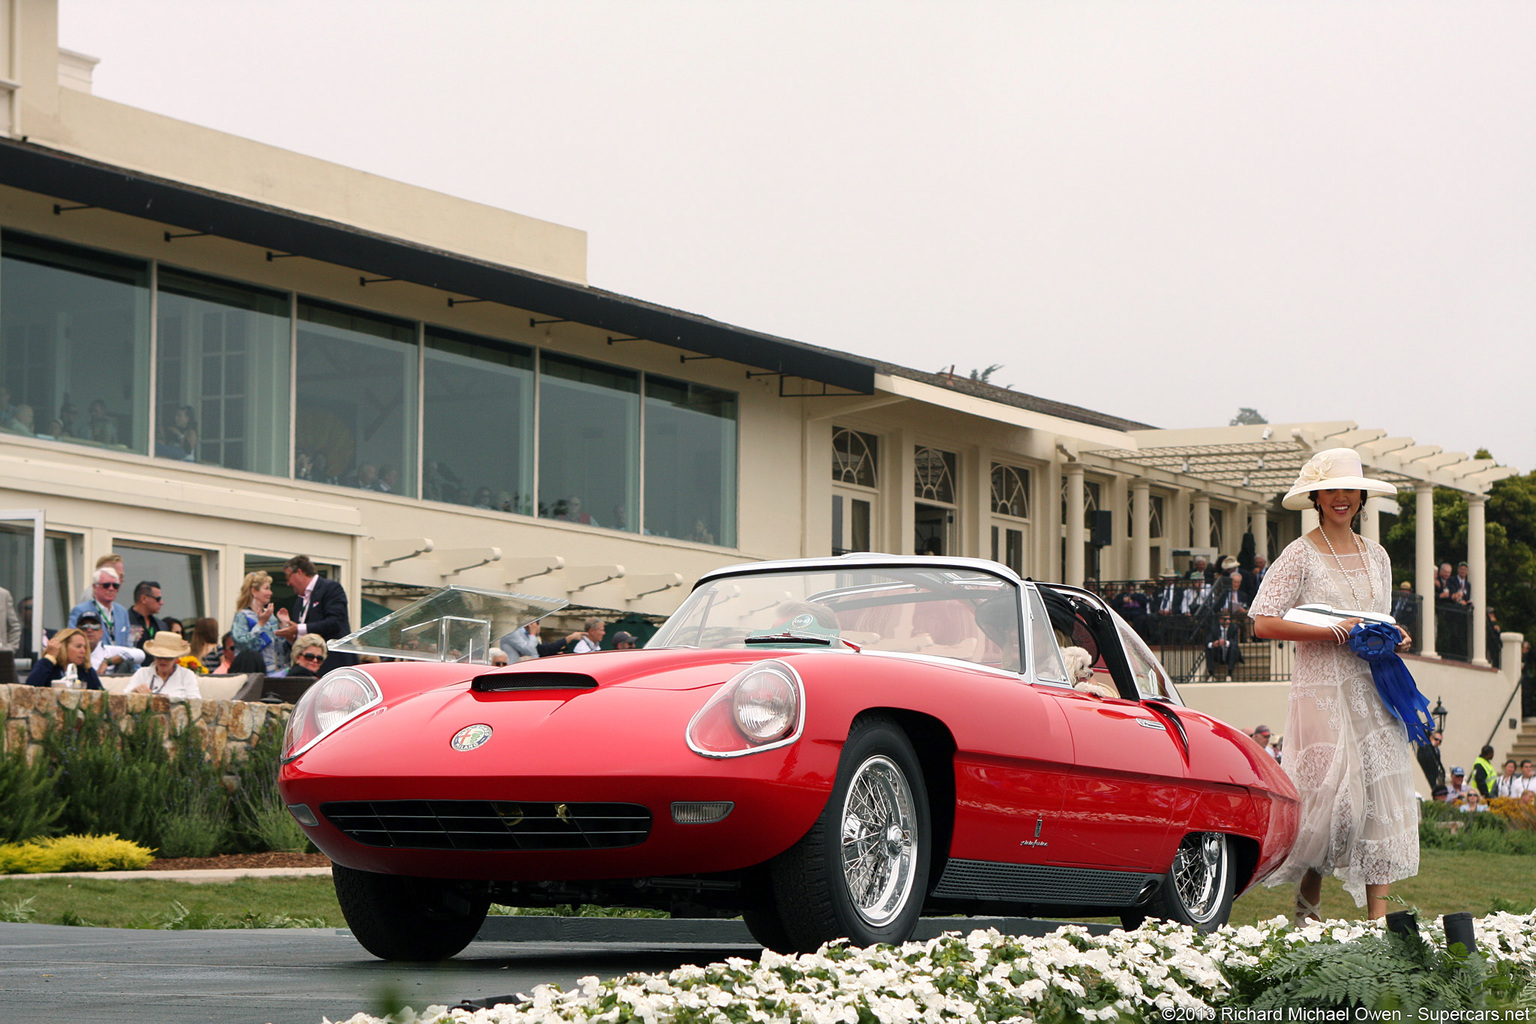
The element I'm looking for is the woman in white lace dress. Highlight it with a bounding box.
[1249,449,1418,923]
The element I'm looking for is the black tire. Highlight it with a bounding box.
[332,864,490,961]
[1145,832,1234,932]
[770,716,930,951]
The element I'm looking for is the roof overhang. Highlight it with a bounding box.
[1086,423,1519,500]
[0,137,876,395]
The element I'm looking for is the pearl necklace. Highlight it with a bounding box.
[1321,527,1375,610]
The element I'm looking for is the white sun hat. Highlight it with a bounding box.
[1282,447,1398,511]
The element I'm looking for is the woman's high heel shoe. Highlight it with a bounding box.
[1293,891,1323,927]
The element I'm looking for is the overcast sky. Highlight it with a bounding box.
[59,1,1536,474]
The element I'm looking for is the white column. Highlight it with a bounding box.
[1251,507,1269,560]
[1132,480,1151,580]
[1469,492,1488,667]
[1192,495,1211,551]
[1359,497,1381,544]
[1065,464,1085,586]
[1416,483,1437,658]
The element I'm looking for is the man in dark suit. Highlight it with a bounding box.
[1205,612,1244,680]
[274,554,354,674]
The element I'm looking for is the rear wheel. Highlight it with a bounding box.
[770,717,930,951]
[333,864,490,961]
[1144,832,1233,931]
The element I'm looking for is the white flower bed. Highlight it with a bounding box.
[329,913,1536,1024]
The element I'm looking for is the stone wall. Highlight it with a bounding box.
[0,684,292,766]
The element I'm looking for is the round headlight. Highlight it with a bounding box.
[732,665,798,741]
[282,668,382,762]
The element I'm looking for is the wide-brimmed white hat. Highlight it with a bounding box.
[143,632,191,659]
[1282,448,1398,510]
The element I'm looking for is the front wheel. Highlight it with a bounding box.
[1145,832,1234,931]
[333,864,490,961]
[770,716,930,951]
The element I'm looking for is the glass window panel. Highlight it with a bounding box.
[156,268,290,475]
[537,352,638,531]
[115,542,206,624]
[914,446,956,503]
[832,427,879,487]
[295,299,417,496]
[0,231,150,452]
[644,375,736,546]
[1026,586,1068,684]
[991,463,1030,519]
[423,327,534,513]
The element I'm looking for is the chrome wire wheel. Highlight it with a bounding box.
[839,754,918,927]
[1171,832,1229,925]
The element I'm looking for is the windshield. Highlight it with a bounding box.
[650,566,1023,670]
[331,586,567,664]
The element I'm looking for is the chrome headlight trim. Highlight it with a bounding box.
[685,659,806,759]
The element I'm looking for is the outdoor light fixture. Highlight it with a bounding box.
[1432,696,1448,733]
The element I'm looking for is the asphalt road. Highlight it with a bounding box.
[0,922,762,1024]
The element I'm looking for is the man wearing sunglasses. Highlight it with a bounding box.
[67,566,132,646]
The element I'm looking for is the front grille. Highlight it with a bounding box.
[321,799,651,851]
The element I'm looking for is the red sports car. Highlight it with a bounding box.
[278,555,1298,960]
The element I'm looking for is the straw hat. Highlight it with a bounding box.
[1281,448,1398,511]
[143,632,191,659]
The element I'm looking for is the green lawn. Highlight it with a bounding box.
[0,848,1530,931]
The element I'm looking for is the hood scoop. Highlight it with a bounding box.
[472,671,599,693]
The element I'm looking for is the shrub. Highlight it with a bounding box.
[229,726,308,854]
[0,834,154,873]
[43,704,170,846]
[0,738,63,843]
[151,719,230,858]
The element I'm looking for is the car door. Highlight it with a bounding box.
[1035,585,1194,872]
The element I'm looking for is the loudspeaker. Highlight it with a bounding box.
[1090,510,1113,547]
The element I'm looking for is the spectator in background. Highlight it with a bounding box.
[125,633,202,699]
[1496,759,1520,798]
[156,404,197,460]
[188,617,221,672]
[68,566,131,645]
[1391,581,1418,624]
[500,619,545,662]
[212,632,236,674]
[87,399,119,445]
[1242,553,1268,605]
[26,627,102,690]
[275,555,353,675]
[1445,766,1468,802]
[0,583,18,652]
[233,570,285,673]
[569,618,606,654]
[488,648,510,667]
[76,554,125,603]
[75,614,144,675]
[286,634,329,679]
[1461,790,1489,813]
[1510,760,1536,800]
[162,617,184,637]
[611,631,638,650]
[1472,745,1498,799]
[7,403,35,436]
[128,580,164,648]
[1186,555,1209,581]
[1417,730,1446,792]
[1250,724,1272,749]
[1206,612,1244,680]
[1453,562,1471,606]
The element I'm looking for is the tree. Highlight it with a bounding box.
[969,364,1005,384]
[1230,408,1268,426]
[1383,450,1536,640]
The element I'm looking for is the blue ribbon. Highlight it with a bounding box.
[1349,621,1433,746]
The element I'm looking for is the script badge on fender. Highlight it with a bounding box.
[450,724,493,751]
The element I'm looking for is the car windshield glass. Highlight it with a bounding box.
[331,586,567,664]
[650,566,1022,670]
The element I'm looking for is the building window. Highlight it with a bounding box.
[156,268,290,475]
[914,446,957,503]
[914,446,958,556]
[644,376,736,546]
[538,352,639,531]
[0,231,150,452]
[1149,494,1166,539]
[991,463,1030,519]
[295,299,418,496]
[833,427,879,487]
[423,327,533,513]
[1210,507,1225,552]
[115,540,208,624]
[990,463,1031,576]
